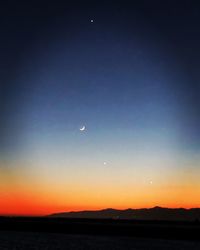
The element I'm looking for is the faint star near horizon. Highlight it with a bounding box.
[90,19,94,23]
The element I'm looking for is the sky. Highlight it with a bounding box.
[0,1,200,215]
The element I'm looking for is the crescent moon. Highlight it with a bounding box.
[79,126,86,131]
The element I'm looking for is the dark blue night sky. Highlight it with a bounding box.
[0,1,200,214]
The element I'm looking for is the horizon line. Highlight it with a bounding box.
[1,206,200,217]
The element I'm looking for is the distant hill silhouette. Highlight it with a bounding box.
[49,207,200,221]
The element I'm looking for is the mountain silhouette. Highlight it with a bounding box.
[49,207,200,221]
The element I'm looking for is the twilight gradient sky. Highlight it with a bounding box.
[0,1,200,215]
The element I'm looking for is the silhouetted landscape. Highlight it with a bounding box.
[0,211,200,249]
[0,207,200,242]
[49,207,200,221]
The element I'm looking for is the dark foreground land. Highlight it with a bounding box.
[0,231,200,250]
[0,217,199,249]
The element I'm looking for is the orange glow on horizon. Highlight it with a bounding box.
[0,189,199,216]
[1,162,199,216]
